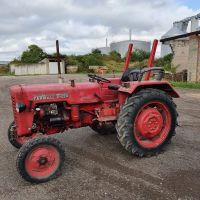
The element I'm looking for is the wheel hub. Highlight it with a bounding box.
[38,156,48,165]
[136,107,163,138]
[25,146,60,178]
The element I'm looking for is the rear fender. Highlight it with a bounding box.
[118,81,179,105]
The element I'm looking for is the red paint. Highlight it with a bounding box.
[16,133,40,145]
[118,80,179,98]
[71,105,80,122]
[124,43,133,71]
[134,101,171,148]
[25,145,60,178]
[144,39,158,81]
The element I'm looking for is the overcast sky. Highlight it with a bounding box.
[0,0,199,60]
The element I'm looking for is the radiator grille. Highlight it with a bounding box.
[11,96,18,126]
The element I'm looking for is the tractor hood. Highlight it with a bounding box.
[10,82,101,105]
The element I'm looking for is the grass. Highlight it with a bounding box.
[0,67,13,76]
[170,81,200,89]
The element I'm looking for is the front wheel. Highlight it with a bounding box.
[16,136,65,183]
[8,121,23,148]
[116,88,177,157]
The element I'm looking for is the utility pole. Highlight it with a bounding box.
[56,40,63,83]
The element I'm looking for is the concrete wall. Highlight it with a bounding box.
[170,39,189,73]
[10,60,65,75]
[10,63,48,75]
[170,37,200,82]
[187,36,200,82]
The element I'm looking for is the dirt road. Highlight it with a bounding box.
[0,75,199,200]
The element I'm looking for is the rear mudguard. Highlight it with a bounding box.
[118,81,179,105]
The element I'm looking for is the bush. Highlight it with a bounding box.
[0,66,10,75]
[92,49,102,54]
[109,51,122,62]
[131,49,150,62]
[75,53,104,72]
[65,55,78,65]
[154,53,175,73]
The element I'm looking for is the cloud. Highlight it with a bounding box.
[0,0,198,60]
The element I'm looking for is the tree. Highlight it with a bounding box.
[131,49,150,62]
[21,45,47,63]
[92,49,101,54]
[109,51,121,62]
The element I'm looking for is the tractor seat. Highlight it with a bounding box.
[108,84,120,90]
[121,68,141,82]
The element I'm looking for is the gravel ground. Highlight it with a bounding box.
[0,74,200,200]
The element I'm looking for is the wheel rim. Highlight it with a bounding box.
[25,145,60,178]
[134,101,171,149]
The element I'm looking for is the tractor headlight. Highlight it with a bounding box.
[16,102,26,113]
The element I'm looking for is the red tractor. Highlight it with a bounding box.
[8,40,179,183]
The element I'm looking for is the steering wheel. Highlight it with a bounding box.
[88,74,111,83]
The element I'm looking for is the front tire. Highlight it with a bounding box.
[16,136,65,183]
[116,88,177,157]
[8,121,23,149]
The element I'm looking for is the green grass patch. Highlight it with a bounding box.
[0,67,13,76]
[170,81,200,89]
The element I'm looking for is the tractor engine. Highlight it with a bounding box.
[34,103,69,134]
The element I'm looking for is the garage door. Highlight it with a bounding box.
[49,62,64,74]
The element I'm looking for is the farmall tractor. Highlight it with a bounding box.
[8,40,179,183]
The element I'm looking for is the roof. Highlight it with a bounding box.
[39,56,65,64]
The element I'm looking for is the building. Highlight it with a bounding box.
[10,57,65,75]
[95,47,111,55]
[39,57,65,74]
[96,40,150,57]
[161,13,200,57]
[161,13,200,82]
[110,40,150,58]
[95,32,151,57]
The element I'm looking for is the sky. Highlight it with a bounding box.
[0,0,199,61]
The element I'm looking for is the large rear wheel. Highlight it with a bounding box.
[116,88,177,157]
[16,136,65,183]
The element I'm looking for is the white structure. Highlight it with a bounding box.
[96,47,111,55]
[10,57,65,75]
[161,13,200,57]
[40,58,65,74]
[95,30,150,57]
[96,40,151,57]
[110,40,151,58]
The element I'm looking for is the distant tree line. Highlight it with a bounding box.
[11,44,174,73]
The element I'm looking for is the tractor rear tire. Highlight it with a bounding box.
[116,88,177,157]
[8,121,23,149]
[16,136,65,183]
[90,121,116,135]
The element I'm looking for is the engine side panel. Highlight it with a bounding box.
[20,82,102,105]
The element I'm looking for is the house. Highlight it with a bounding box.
[10,57,65,75]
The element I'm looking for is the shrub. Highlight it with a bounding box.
[131,49,150,62]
